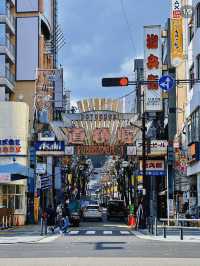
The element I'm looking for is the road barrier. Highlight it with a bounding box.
[148,218,200,240]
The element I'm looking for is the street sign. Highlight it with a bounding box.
[40,176,52,190]
[159,75,174,91]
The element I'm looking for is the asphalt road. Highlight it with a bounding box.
[1,219,200,265]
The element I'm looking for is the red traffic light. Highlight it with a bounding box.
[119,77,129,86]
[102,77,129,87]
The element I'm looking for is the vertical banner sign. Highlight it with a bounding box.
[171,0,182,19]
[170,0,183,67]
[144,25,162,111]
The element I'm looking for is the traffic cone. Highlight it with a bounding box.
[128,215,136,228]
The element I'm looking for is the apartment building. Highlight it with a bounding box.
[186,0,200,216]
[0,0,57,225]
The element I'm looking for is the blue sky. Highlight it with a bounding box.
[58,0,170,104]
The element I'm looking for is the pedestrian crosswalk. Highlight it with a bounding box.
[67,229,133,236]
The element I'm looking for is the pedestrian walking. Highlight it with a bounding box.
[46,205,56,233]
[40,209,47,236]
[136,201,144,230]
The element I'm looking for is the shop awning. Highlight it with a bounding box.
[0,163,34,179]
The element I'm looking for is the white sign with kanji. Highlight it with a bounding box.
[144,25,162,111]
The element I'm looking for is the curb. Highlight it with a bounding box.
[132,230,200,243]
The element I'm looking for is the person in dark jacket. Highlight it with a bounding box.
[46,205,56,233]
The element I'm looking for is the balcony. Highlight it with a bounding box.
[0,67,15,92]
[0,12,15,35]
[0,36,15,63]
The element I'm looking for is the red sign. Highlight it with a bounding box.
[147,34,158,49]
[117,128,134,144]
[76,145,124,156]
[67,128,86,144]
[92,128,110,144]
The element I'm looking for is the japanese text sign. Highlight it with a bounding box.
[144,25,162,111]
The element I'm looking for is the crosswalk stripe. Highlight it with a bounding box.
[69,231,79,235]
[103,231,113,235]
[120,231,130,235]
[85,231,96,235]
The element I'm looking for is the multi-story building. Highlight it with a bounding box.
[186,0,200,217]
[0,0,61,225]
[0,0,15,100]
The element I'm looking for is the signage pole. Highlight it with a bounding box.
[141,91,147,226]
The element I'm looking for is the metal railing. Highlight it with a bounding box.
[5,36,15,56]
[5,66,15,85]
[0,8,15,28]
[147,217,200,240]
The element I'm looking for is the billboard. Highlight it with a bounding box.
[144,25,162,111]
[16,17,39,81]
[92,128,110,144]
[76,145,124,156]
[117,128,135,144]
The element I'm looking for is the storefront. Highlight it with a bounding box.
[187,142,200,217]
[0,102,30,225]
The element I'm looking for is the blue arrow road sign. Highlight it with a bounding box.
[159,75,174,91]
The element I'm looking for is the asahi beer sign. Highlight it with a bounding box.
[35,141,65,156]
[144,25,162,111]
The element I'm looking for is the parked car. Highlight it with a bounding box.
[107,200,128,221]
[83,205,103,221]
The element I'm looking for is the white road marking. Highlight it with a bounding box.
[103,231,113,235]
[120,231,130,235]
[85,231,96,235]
[69,231,79,235]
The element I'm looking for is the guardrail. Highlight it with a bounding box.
[147,217,200,240]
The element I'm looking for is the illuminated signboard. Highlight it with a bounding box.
[139,160,165,176]
[136,140,168,156]
[171,0,182,19]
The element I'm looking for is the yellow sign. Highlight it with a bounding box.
[170,18,183,66]
[137,176,143,183]
[34,197,39,224]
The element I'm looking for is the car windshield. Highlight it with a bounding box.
[108,201,124,209]
[87,206,99,210]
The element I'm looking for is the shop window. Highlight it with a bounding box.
[0,185,24,210]
[197,3,200,28]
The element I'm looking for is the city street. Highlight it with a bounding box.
[1,219,200,265]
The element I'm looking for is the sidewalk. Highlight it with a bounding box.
[132,228,200,243]
[0,224,59,244]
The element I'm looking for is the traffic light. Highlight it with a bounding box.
[102,77,129,87]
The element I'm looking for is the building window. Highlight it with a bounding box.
[0,0,6,15]
[197,3,200,28]
[189,64,195,89]
[197,55,200,80]
[189,22,194,42]
[0,24,6,45]
[0,185,24,210]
